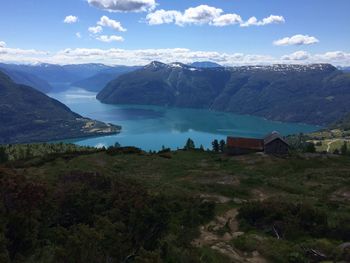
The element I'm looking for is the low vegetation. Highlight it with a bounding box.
[0,142,349,262]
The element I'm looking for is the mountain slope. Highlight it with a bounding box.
[72,66,140,92]
[0,71,120,144]
[0,63,80,83]
[97,62,231,107]
[190,61,223,68]
[97,62,350,125]
[0,67,52,93]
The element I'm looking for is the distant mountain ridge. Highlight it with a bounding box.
[0,66,52,93]
[97,61,350,126]
[72,66,141,92]
[189,61,223,68]
[0,71,120,144]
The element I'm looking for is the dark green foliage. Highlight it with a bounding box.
[238,201,333,240]
[287,133,316,153]
[305,142,316,153]
[98,62,350,125]
[219,139,226,153]
[2,143,96,161]
[106,146,143,155]
[0,147,8,163]
[212,139,219,152]
[184,138,195,150]
[340,141,348,155]
[0,168,215,262]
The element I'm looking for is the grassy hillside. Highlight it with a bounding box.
[0,71,120,144]
[0,144,349,262]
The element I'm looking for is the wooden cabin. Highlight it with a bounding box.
[264,132,289,155]
[226,132,289,156]
[226,137,264,155]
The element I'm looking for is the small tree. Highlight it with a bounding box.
[305,142,316,153]
[184,138,195,150]
[340,141,348,155]
[0,147,8,164]
[199,145,205,151]
[212,139,219,152]
[219,139,226,153]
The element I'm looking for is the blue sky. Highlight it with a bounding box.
[0,0,349,65]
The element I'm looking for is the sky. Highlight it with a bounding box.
[0,0,349,66]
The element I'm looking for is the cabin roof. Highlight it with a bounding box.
[264,131,289,146]
[227,137,264,150]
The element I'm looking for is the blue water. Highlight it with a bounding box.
[49,88,320,151]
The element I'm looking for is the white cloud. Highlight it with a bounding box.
[282,51,310,61]
[146,10,181,25]
[87,0,156,12]
[274,34,319,46]
[146,6,283,28]
[76,32,82,38]
[240,15,285,27]
[0,41,6,48]
[212,14,242,26]
[315,51,350,61]
[88,25,103,34]
[64,15,79,24]
[97,16,127,32]
[1,42,349,66]
[96,35,124,42]
[179,5,223,25]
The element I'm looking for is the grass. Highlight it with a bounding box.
[3,149,350,262]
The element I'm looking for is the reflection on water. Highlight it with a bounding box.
[49,88,321,151]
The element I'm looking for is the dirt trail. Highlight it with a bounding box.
[192,195,266,262]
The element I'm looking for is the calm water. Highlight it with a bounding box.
[49,88,320,151]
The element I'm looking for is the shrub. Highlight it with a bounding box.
[238,200,328,240]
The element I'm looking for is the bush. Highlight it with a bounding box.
[0,147,8,163]
[106,146,143,155]
[238,200,329,240]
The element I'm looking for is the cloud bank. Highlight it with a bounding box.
[0,42,349,66]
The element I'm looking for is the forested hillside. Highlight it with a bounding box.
[98,62,350,125]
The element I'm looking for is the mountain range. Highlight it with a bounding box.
[72,66,141,92]
[97,61,350,126]
[0,70,120,144]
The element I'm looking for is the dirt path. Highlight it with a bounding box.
[326,139,340,152]
[192,195,266,262]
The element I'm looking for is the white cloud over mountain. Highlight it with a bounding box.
[88,0,156,12]
[146,5,283,27]
[274,34,319,46]
[63,15,79,24]
[0,42,349,66]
